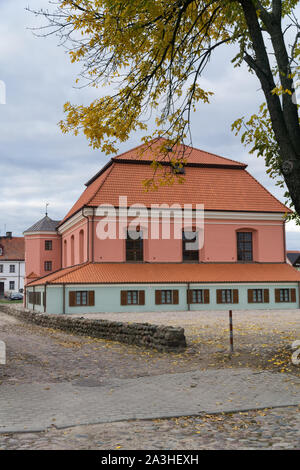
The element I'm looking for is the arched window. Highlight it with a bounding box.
[237,231,253,261]
[126,228,143,261]
[79,230,84,264]
[64,240,67,267]
[71,235,75,266]
[182,229,199,262]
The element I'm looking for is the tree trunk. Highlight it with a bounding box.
[239,0,300,214]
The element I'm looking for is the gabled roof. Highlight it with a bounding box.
[0,236,25,261]
[27,262,300,286]
[112,138,247,167]
[59,140,290,226]
[24,215,60,234]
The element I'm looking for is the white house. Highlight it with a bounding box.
[0,232,25,297]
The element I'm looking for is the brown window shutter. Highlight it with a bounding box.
[291,288,296,303]
[233,289,239,304]
[263,289,269,303]
[248,289,253,303]
[88,291,95,306]
[173,290,179,305]
[155,290,161,305]
[275,289,281,303]
[216,289,222,304]
[138,290,145,305]
[203,289,210,304]
[120,291,127,306]
[187,289,192,304]
[69,291,76,307]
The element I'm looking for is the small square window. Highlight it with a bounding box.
[44,261,52,272]
[127,291,139,305]
[45,240,53,251]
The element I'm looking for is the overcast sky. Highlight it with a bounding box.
[0,0,299,249]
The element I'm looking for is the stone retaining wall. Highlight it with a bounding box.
[0,305,186,352]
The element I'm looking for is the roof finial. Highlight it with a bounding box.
[45,202,49,217]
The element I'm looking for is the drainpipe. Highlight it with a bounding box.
[18,262,20,291]
[33,285,35,311]
[44,283,47,313]
[92,207,95,263]
[283,221,287,262]
[187,282,190,311]
[63,283,65,314]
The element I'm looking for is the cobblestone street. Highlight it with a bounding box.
[0,309,300,449]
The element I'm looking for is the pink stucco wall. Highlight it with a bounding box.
[61,220,88,267]
[29,215,284,272]
[89,216,285,263]
[25,233,61,281]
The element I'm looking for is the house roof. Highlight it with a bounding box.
[287,251,300,266]
[60,141,290,226]
[0,236,25,261]
[24,215,60,234]
[111,139,247,168]
[27,262,300,287]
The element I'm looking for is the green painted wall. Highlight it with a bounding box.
[26,282,299,314]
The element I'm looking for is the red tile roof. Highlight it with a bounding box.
[0,237,25,261]
[27,262,300,286]
[113,138,247,167]
[60,140,290,226]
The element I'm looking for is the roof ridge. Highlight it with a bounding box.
[114,138,247,167]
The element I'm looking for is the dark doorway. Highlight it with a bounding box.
[0,282,4,298]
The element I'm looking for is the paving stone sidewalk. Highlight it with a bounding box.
[0,368,300,433]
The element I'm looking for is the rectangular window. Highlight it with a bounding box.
[9,264,15,273]
[76,291,87,306]
[253,289,263,303]
[126,230,143,261]
[127,290,138,305]
[44,261,52,272]
[45,240,53,251]
[182,230,199,262]
[9,281,15,290]
[161,290,172,304]
[187,289,210,304]
[69,291,95,307]
[155,290,179,305]
[0,265,3,273]
[120,290,145,306]
[28,292,41,305]
[248,289,269,303]
[237,232,253,262]
[275,288,296,303]
[217,289,239,304]
[222,289,232,303]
